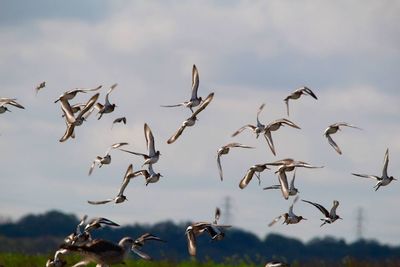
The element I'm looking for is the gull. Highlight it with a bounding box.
[87,164,135,205]
[167,92,214,144]
[59,93,99,142]
[239,163,270,189]
[130,164,163,186]
[0,98,25,113]
[264,118,301,156]
[264,169,299,197]
[60,237,136,267]
[89,142,128,175]
[54,85,102,103]
[217,142,254,181]
[95,83,118,120]
[35,81,46,95]
[302,199,342,227]
[131,233,165,260]
[324,122,361,155]
[185,208,231,257]
[232,103,266,138]
[352,148,397,191]
[284,86,317,116]
[161,64,201,113]
[111,117,126,129]
[119,123,160,165]
[268,195,306,227]
[265,261,290,267]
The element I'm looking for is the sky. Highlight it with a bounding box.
[0,0,399,245]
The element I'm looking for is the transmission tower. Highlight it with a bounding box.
[356,207,365,240]
[222,196,233,225]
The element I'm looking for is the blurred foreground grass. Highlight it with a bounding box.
[1,253,400,267]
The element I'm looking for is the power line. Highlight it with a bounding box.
[222,196,233,225]
[356,207,364,240]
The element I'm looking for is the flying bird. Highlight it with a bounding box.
[167,92,214,144]
[130,164,163,186]
[217,142,254,181]
[239,163,270,189]
[161,64,201,113]
[35,81,46,95]
[232,103,266,138]
[59,93,99,142]
[268,196,306,227]
[87,164,135,205]
[185,208,231,257]
[60,237,136,266]
[352,148,397,191]
[54,85,102,103]
[0,98,25,113]
[89,142,128,175]
[264,169,299,197]
[264,118,301,156]
[112,117,126,128]
[324,122,361,155]
[302,199,342,227]
[95,83,118,120]
[131,233,165,260]
[284,86,317,116]
[119,123,160,166]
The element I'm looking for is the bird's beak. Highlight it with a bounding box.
[393,178,397,181]
[303,218,307,220]
[160,174,164,177]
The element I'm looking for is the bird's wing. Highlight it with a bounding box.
[76,93,100,120]
[191,64,200,100]
[167,124,186,144]
[278,171,290,200]
[329,200,339,217]
[290,170,296,190]
[107,142,129,154]
[263,185,281,190]
[226,142,254,149]
[302,199,329,217]
[268,215,282,227]
[186,229,197,256]
[302,87,318,99]
[88,160,97,176]
[131,246,152,260]
[256,103,266,125]
[160,103,185,108]
[217,154,223,181]
[113,117,126,124]
[352,173,380,180]
[79,85,102,92]
[87,199,114,205]
[105,83,117,106]
[60,99,76,124]
[264,131,276,156]
[191,92,214,118]
[382,148,389,178]
[239,168,256,189]
[231,125,256,137]
[326,134,342,155]
[335,122,362,130]
[59,123,75,142]
[280,118,301,129]
[144,123,156,156]
[215,207,221,223]
[117,164,134,196]
[119,148,147,157]
[7,99,25,109]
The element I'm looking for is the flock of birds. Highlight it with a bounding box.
[1,64,397,267]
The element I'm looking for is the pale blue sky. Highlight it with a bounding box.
[0,0,399,245]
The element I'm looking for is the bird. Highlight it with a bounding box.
[89,142,128,175]
[239,163,270,189]
[264,118,301,156]
[161,64,201,113]
[131,233,165,260]
[95,83,118,120]
[167,92,214,144]
[302,199,342,227]
[54,85,102,103]
[60,237,136,267]
[59,93,99,142]
[352,148,397,191]
[185,208,231,257]
[46,249,68,267]
[0,98,25,113]
[35,81,46,95]
[265,261,290,267]
[130,164,163,186]
[284,86,317,116]
[232,103,266,138]
[268,195,306,227]
[87,164,135,205]
[217,142,254,181]
[324,122,361,155]
[111,117,126,128]
[119,123,160,166]
[263,169,299,197]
